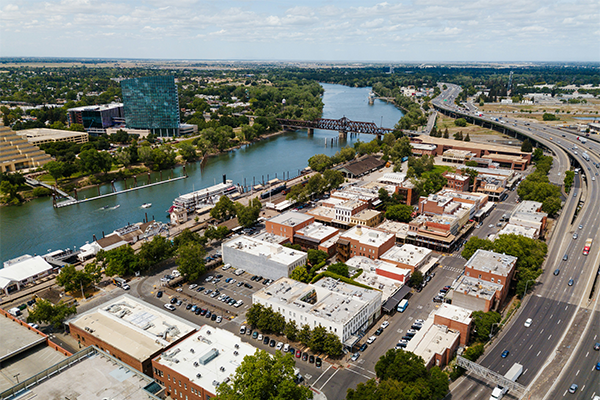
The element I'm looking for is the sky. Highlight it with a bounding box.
[1,0,599,62]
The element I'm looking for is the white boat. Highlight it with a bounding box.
[142,203,152,208]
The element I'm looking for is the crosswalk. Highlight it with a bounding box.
[441,265,464,273]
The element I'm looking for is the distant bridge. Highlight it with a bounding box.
[277,117,394,138]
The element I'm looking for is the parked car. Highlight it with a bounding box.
[351,353,360,362]
[164,304,176,311]
[381,321,390,329]
[374,327,384,336]
[263,336,270,345]
[316,357,322,368]
[367,336,377,344]
[156,291,163,298]
[302,353,308,361]
[269,339,276,348]
[276,342,284,350]
[295,350,302,358]
[309,355,315,363]
[359,343,368,352]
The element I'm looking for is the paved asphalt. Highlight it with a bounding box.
[434,84,600,400]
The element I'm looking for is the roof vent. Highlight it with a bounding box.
[233,351,239,356]
[196,373,202,378]
[234,344,239,349]
[190,348,195,353]
[207,330,211,335]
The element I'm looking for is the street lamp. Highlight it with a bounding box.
[489,322,500,338]
[523,279,536,298]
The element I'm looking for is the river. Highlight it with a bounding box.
[0,83,403,263]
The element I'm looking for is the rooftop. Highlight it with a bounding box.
[67,103,123,112]
[442,149,475,158]
[296,222,339,242]
[455,276,503,300]
[496,224,538,240]
[253,277,381,325]
[436,189,488,204]
[377,172,407,185]
[68,295,198,362]
[7,347,161,400]
[16,128,88,140]
[352,209,382,221]
[267,211,314,227]
[412,143,438,151]
[405,320,460,367]
[154,325,256,393]
[380,244,432,267]
[253,231,289,245]
[340,225,394,248]
[435,303,473,325]
[306,206,336,220]
[457,165,515,177]
[514,200,543,214]
[376,220,410,238]
[413,136,529,156]
[443,173,469,182]
[223,236,307,265]
[465,249,517,277]
[0,255,53,284]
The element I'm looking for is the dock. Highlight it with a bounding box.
[54,175,187,208]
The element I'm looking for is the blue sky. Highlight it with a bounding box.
[1,0,598,62]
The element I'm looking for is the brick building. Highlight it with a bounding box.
[336,225,395,262]
[265,211,314,243]
[464,249,517,306]
[443,172,470,192]
[433,303,472,346]
[68,295,198,378]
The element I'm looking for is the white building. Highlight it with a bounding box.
[253,277,382,346]
[380,244,434,273]
[152,325,257,399]
[0,255,54,295]
[222,236,307,280]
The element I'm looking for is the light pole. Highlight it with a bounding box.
[523,279,536,298]
[489,322,500,338]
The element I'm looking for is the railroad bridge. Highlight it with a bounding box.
[276,117,393,138]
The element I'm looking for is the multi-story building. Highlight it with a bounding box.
[265,211,314,243]
[68,295,198,378]
[121,76,180,137]
[380,244,433,273]
[152,325,255,400]
[67,103,124,134]
[336,225,395,262]
[404,315,461,369]
[346,255,411,284]
[509,200,548,235]
[463,249,517,307]
[222,236,307,280]
[253,277,382,345]
[443,172,470,192]
[293,222,339,253]
[452,276,503,312]
[433,303,472,346]
[349,209,383,227]
[0,126,52,173]
[16,128,89,145]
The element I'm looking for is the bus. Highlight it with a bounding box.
[583,238,593,255]
[397,299,408,313]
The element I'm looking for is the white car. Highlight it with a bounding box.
[205,276,213,282]
[524,318,532,328]
[216,316,222,323]
[415,319,425,325]
[258,334,263,341]
[122,284,130,290]
[164,304,176,311]
[189,284,198,290]
[276,342,284,350]
[367,336,377,344]
[283,343,290,352]
[351,352,360,361]
[381,321,390,329]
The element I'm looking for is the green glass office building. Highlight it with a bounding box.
[121,76,180,137]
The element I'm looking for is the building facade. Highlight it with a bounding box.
[121,76,180,137]
[265,211,314,243]
[67,103,124,134]
[336,225,396,262]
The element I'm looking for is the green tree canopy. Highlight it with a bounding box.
[176,243,206,282]
[471,311,502,342]
[27,299,77,329]
[386,204,414,222]
[454,118,467,127]
[521,139,533,152]
[290,266,311,283]
[217,350,313,400]
[210,195,237,220]
[137,235,174,269]
[100,245,138,276]
[327,262,349,278]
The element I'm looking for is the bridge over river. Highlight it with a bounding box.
[276,116,393,138]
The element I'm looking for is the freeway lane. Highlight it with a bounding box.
[434,84,600,400]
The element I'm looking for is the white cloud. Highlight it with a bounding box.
[0,0,596,61]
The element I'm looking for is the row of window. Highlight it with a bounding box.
[465,271,502,285]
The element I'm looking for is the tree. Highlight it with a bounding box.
[443,128,449,138]
[542,113,558,121]
[173,228,204,248]
[390,137,413,164]
[327,262,349,278]
[386,204,414,222]
[521,139,533,153]
[454,118,467,127]
[471,311,502,342]
[532,148,544,163]
[322,169,344,193]
[177,243,206,282]
[408,270,424,288]
[138,235,174,269]
[246,303,264,328]
[217,350,313,400]
[309,326,328,353]
[290,266,310,283]
[27,299,77,329]
[307,249,328,266]
[101,245,138,276]
[308,153,332,172]
[542,196,561,216]
[45,161,64,184]
[298,324,312,347]
[464,133,471,142]
[236,198,262,228]
[0,180,22,204]
[284,320,299,342]
[56,263,101,297]
[461,237,495,260]
[178,142,198,162]
[465,160,478,167]
[463,168,479,188]
[323,332,343,357]
[210,195,237,220]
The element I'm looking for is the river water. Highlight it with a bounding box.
[0,83,403,263]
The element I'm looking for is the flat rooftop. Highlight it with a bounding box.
[340,226,394,248]
[296,222,338,242]
[376,220,410,237]
[16,128,88,140]
[465,249,517,277]
[381,244,432,267]
[444,173,469,182]
[458,165,515,177]
[154,325,256,392]
[67,103,123,112]
[497,224,538,239]
[253,277,381,325]
[414,136,529,156]
[378,172,407,185]
[412,143,438,151]
[223,236,306,265]
[13,347,160,400]
[68,295,198,362]
[350,268,404,302]
[352,209,381,221]
[455,276,503,300]
[437,189,488,203]
[253,231,289,244]
[0,313,47,361]
[514,200,543,214]
[267,211,313,227]
[307,206,336,220]
[435,303,473,325]
[405,320,460,366]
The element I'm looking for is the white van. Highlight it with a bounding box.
[240,326,246,335]
[234,269,245,276]
[234,300,244,308]
[8,307,21,317]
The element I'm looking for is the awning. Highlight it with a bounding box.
[382,285,412,313]
[343,334,361,349]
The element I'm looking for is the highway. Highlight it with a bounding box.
[432,84,600,400]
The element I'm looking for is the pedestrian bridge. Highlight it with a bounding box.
[276,117,393,138]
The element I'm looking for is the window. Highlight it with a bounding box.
[478,274,482,279]
[168,374,171,381]
[185,384,187,390]
[498,280,502,284]
[491,278,495,282]
[179,380,182,387]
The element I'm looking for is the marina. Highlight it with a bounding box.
[0,83,405,263]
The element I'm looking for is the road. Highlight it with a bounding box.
[433,84,600,400]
